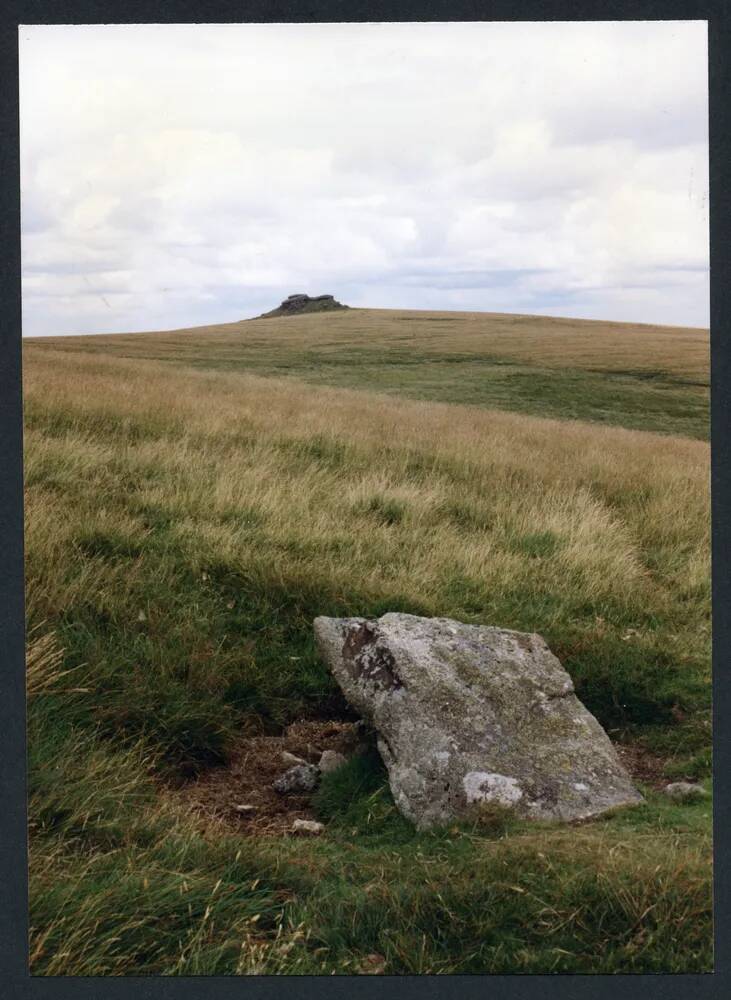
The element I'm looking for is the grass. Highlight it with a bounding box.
[31,307,710,439]
[23,308,711,974]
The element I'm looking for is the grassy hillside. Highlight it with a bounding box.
[23,310,712,974]
[34,308,710,439]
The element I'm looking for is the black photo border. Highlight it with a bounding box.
[1,2,728,998]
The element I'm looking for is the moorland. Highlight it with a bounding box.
[24,307,711,974]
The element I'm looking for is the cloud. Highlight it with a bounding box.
[19,20,709,335]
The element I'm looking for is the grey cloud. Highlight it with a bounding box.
[19,22,709,335]
[552,94,707,152]
[384,268,552,291]
[23,259,125,276]
[106,196,167,233]
[21,198,56,234]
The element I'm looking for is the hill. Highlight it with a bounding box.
[31,307,709,438]
[23,308,711,974]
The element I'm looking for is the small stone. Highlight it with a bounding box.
[273,764,319,794]
[281,751,307,767]
[232,804,256,814]
[358,953,386,975]
[291,819,325,835]
[318,750,348,774]
[664,781,709,803]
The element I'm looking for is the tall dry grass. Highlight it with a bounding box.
[24,347,709,628]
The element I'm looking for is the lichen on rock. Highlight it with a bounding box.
[314,612,643,830]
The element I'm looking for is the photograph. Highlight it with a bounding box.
[19,19,711,975]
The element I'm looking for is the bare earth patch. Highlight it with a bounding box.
[175,720,362,835]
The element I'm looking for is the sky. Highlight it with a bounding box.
[19,21,709,336]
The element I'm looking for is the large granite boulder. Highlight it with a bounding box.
[313,613,643,830]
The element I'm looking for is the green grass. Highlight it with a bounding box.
[29,708,711,975]
[238,354,709,440]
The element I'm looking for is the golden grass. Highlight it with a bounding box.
[26,626,67,698]
[24,346,709,633]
